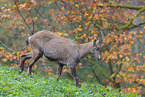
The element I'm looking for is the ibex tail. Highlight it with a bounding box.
[25,37,29,46]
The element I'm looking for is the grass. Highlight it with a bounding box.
[0,65,140,97]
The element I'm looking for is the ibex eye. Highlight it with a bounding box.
[97,48,100,51]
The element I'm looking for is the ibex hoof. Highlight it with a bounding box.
[76,84,80,88]
[19,69,23,73]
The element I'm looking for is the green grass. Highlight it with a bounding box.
[0,65,139,97]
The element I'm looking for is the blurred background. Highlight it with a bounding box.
[0,0,145,96]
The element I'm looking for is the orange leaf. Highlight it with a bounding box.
[40,22,43,25]
[143,55,145,59]
[77,66,80,69]
[13,0,18,2]
[126,57,130,62]
[34,65,37,68]
[137,59,141,63]
[63,69,69,73]
[67,10,70,14]
[13,5,17,8]
[87,74,90,78]
[78,62,82,66]
[141,75,144,79]
[124,77,127,81]
[119,54,123,58]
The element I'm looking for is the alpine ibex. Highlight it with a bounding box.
[20,30,104,87]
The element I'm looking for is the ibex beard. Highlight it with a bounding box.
[19,30,104,87]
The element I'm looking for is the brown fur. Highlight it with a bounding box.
[19,30,104,87]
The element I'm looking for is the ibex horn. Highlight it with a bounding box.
[99,31,104,43]
[93,39,97,46]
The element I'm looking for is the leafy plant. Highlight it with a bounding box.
[0,65,140,97]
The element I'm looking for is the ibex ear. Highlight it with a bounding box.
[93,39,97,46]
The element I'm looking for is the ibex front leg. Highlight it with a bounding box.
[69,65,80,87]
[57,64,63,81]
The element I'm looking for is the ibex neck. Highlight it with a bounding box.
[78,41,94,59]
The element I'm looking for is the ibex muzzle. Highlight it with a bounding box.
[19,30,104,87]
[93,41,102,61]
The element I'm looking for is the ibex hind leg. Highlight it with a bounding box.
[56,64,63,81]
[28,52,42,74]
[19,53,32,73]
[69,65,80,87]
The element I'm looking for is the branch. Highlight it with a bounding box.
[34,7,56,32]
[90,65,101,83]
[95,88,106,97]
[28,10,35,35]
[0,40,14,52]
[108,60,114,75]
[99,4,144,10]
[14,2,31,30]
[120,7,145,30]
[88,60,113,82]
[134,81,145,88]
[94,23,101,29]
[127,21,145,30]
[54,0,77,29]
[98,4,145,31]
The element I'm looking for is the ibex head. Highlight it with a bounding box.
[92,31,104,61]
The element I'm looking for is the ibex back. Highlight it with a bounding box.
[20,30,104,87]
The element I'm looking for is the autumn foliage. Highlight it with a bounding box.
[0,0,145,95]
